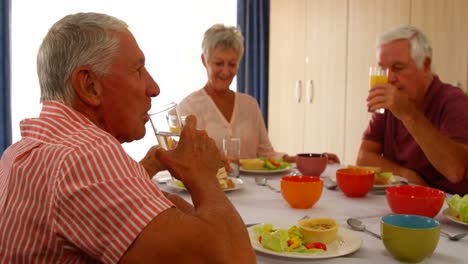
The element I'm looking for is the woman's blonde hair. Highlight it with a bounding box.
[202,24,244,64]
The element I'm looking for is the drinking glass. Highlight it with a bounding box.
[149,102,181,150]
[167,113,186,134]
[222,137,240,178]
[368,66,388,114]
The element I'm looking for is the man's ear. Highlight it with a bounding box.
[423,56,432,73]
[71,67,102,107]
[201,53,207,67]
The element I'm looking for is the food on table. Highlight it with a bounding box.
[174,168,235,189]
[240,157,290,171]
[174,180,185,188]
[216,167,235,189]
[304,223,334,230]
[253,223,327,253]
[240,158,264,170]
[347,165,394,185]
[298,218,338,244]
[374,172,394,185]
[447,194,468,223]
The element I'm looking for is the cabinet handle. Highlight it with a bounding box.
[307,80,314,103]
[295,80,302,103]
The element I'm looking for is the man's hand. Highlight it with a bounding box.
[139,146,166,178]
[357,140,429,185]
[154,115,224,191]
[367,83,418,122]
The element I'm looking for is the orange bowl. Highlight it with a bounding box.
[296,153,328,176]
[386,185,445,218]
[281,176,323,209]
[336,168,374,197]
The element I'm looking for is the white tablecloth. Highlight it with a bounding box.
[153,164,467,263]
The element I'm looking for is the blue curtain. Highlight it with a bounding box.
[237,0,270,126]
[0,0,11,154]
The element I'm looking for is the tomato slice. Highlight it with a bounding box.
[305,242,327,251]
[268,158,280,167]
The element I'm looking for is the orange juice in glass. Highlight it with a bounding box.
[368,66,388,114]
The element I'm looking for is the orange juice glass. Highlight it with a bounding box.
[369,66,388,114]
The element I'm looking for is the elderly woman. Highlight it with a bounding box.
[178,24,339,163]
[177,24,291,161]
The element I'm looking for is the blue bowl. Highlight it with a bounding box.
[382,214,440,228]
[381,214,440,262]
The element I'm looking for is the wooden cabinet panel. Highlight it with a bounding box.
[344,0,410,164]
[411,0,468,92]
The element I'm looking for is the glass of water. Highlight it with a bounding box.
[222,137,240,178]
[149,102,181,150]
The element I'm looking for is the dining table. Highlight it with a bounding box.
[153,164,467,263]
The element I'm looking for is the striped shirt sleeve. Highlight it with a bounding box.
[53,138,173,263]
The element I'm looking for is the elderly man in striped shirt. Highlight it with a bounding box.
[0,12,255,263]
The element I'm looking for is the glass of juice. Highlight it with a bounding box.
[368,66,388,114]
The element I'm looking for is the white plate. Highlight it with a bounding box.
[166,178,244,192]
[442,208,468,226]
[329,174,408,189]
[248,223,362,259]
[240,166,292,174]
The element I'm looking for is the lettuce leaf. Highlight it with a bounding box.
[447,194,468,222]
[261,229,289,252]
[254,224,288,252]
[378,172,393,178]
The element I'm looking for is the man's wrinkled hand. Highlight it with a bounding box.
[155,115,224,185]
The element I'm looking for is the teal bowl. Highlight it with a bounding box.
[381,214,440,263]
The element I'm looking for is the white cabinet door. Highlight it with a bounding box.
[302,0,347,157]
[269,0,347,158]
[269,0,307,154]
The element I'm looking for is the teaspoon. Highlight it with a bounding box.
[440,230,467,241]
[255,177,281,193]
[347,218,381,239]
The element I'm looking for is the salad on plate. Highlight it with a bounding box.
[447,194,468,223]
[253,223,327,253]
[240,157,291,171]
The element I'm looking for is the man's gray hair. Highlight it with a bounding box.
[37,12,128,105]
[377,25,432,69]
[202,24,244,64]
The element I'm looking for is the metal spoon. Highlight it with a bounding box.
[440,230,467,241]
[347,218,381,239]
[255,177,281,193]
[323,177,338,190]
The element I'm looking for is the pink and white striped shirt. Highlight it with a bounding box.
[0,101,173,263]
